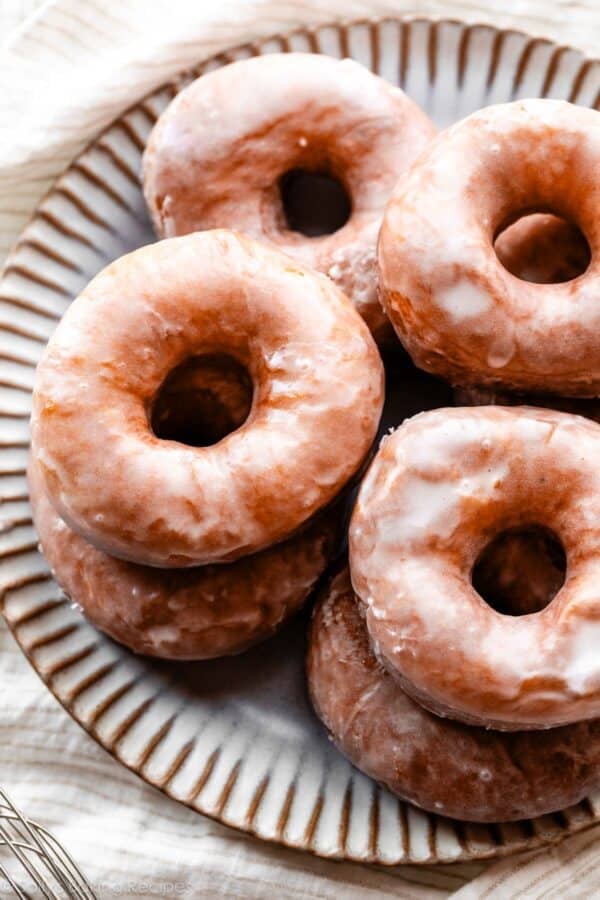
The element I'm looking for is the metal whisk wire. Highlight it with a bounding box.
[0,789,97,899]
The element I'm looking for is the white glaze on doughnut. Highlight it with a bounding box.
[143,53,436,342]
[349,406,600,729]
[436,281,492,323]
[32,230,383,567]
[379,100,600,395]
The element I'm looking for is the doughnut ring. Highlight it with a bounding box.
[142,53,436,342]
[29,455,340,660]
[379,100,600,395]
[307,568,600,822]
[31,230,383,568]
[349,406,600,730]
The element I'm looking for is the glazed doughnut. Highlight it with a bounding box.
[308,568,600,822]
[349,406,600,730]
[379,100,600,395]
[142,53,436,341]
[495,213,590,284]
[29,455,340,660]
[32,230,383,567]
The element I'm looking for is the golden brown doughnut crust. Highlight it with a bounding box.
[349,406,600,730]
[379,100,600,395]
[31,230,383,567]
[307,568,600,823]
[142,53,436,342]
[29,456,340,660]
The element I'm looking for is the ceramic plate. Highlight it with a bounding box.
[1,16,599,866]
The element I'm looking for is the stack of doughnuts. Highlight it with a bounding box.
[30,229,383,658]
[311,95,600,822]
[29,52,600,823]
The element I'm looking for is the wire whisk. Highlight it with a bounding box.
[0,789,96,899]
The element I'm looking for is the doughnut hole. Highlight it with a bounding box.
[279,169,351,237]
[151,353,253,447]
[472,525,566,616]
[494,212,590,284]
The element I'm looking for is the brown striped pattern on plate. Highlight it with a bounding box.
[1,16,599,866]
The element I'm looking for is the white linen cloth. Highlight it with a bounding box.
[1,1,600,897]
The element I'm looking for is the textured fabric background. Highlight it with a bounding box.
[1,2,600,897]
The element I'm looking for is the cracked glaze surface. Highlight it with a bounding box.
[349,406,600,730]
[379,100,600,395]
[308,568,600,822]
[31,230,383,567]
[143,53,436,342]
